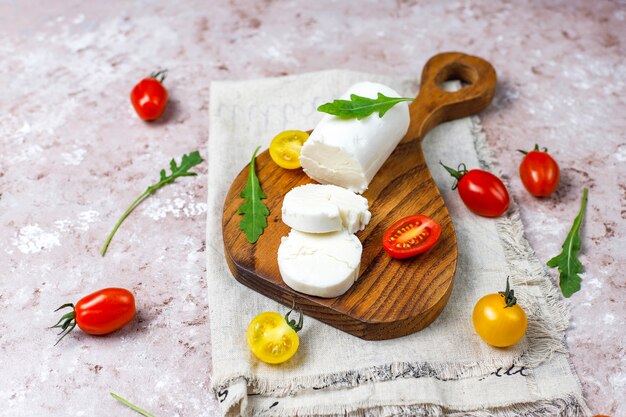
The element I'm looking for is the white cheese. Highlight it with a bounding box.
[277,229,362,298]
[300,81,410,193]
[281,184,371,234]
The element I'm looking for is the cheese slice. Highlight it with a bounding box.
[281,184,371,234]
[277,229,362,298]
[300,81,410,193]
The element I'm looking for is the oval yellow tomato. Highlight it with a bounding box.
[246,310,302,364]
[269,130,309,169]
[472,279,527,347]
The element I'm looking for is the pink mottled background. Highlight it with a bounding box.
[0,1,624,416]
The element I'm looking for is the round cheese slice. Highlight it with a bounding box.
[277,229,362,298]
[281,184,371,234]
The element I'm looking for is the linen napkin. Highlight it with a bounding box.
[207,70,590,416]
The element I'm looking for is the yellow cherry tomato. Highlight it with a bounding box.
[246,309,303,364]
[472,278,527,347]
[269,130,309,169]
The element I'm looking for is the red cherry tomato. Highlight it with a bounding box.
[51,288,136,345]
[441,162,510,217]
[130,70,169,121]
[518,145,560,197]
[382,214,441,259]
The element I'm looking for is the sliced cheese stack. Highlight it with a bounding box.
[277,184,370,298]
[300,82,410,193]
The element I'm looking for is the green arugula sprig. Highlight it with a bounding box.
[547,188,588,297]
[111,393,155,417]
[238,146,269,243]
[101,151,203,256]
[317,93,414,120]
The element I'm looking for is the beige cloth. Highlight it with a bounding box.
[207,70,590,416]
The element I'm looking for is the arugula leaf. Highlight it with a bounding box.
[100,151,203,256]
[238,146,269,243]
[317,93,414,120]
[547,188,588,297]
[111,393,155,417]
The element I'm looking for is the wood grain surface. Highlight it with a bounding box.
[222,52,496,340]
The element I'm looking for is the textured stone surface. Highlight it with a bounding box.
[0,1,623,416]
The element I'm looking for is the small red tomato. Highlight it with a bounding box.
[382,214,441,259]
[51,288,136,345]
[518,144,560,197]
[441,162,510,217]
[130,69,169,121]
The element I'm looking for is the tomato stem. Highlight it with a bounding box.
[149,69,168,84]
[518,144,548,155]
[285,306,304,333]
[50,303,77,345]
[439,161,468,190]
[498,277,518,308]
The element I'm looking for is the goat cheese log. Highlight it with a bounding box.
[300,82,411,193]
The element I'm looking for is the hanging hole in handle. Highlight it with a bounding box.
[434,63,479,91]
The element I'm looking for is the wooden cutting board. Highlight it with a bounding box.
[222,52,496,340]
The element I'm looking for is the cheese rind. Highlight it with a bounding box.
[281,184,371,234]
[300,82,410,193]
[277,229,362,298]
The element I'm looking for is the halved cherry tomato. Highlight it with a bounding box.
[518,144,560,197]
[51,288,136,345]
[130,70,169,121]
[472,278,527,347]
[269,130,309,169]
[246,308,303,364]
[382,214,441,259]
[441,162,510,217]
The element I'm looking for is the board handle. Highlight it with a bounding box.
[405,52,497,143]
